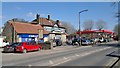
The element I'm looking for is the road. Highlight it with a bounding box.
[2,42,119,66]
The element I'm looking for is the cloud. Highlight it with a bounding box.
[26,12,36,18]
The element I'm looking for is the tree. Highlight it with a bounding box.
[112,2,120,40]
[11,18,29,23]
[114,23,120,34]
[83,20,94,30]
[61,21,76,34]
[96,19,107,30]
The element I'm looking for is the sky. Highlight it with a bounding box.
[1,2,118,31]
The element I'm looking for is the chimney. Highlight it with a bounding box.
[48,15,50,20]
[56,20,59,23]
[36,14,40,24]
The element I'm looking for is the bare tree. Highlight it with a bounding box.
[12,18,29,23]
[114,23,120,34]
[96,20,107,30]
[112,2,120,43]
[83,20,94,30]
[61,21,76,34]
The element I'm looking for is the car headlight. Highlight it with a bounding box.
[22,46,24,49]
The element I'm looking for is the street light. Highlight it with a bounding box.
[79,9,88,46]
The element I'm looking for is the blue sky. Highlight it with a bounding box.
[2,2,118,31]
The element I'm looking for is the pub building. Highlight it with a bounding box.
[2,14,67,43]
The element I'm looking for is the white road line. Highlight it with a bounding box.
[52,59,71,66]
[28,64,32,66]
[106,58,118,66]
[75,54,80,56]
[49,60,54,64]
[81,54,86,57]
[63,57,68,60]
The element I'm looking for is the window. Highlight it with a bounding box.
[38,30,43,38]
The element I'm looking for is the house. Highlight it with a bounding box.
[2,14,67,43]
[32,14,67,42]
[2,20,48,43]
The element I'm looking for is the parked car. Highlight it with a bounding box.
[66,39,72,45]
[16,42,42,53]
[3,42,20,53]
[82,39,91,45]
[94,38,100,43]
[0,38,9,48]
[89,39,94,44]
[72,38,80,45]
[55,39,62,46]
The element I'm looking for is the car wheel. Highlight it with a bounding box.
[23,49,27,53]
[14,48,16,53]
[38,48,41,51]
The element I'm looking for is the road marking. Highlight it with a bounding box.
[63,57,68,60]
[52,59,71,66]
[81,54,86,56]
[28,64,32,66]
[49,60,54,64]
[84,53,89,55]
[53,47,112,66]
[106,58,118,66]
[75,54,80,56]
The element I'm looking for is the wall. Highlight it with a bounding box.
[61,34,66,42]
[2,22,13,43]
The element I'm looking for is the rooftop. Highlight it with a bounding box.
[9,20,49,34]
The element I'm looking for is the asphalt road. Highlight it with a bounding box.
[2,42,119,66]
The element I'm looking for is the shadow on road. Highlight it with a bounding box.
[94,43,120,48]
[2,50,41,54]
[106,51,120,58]
[106,49,120,68]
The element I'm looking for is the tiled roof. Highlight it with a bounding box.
[9,21,49,34]
[32,18,54,26]
[32,18,65,28]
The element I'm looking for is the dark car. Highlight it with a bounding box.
[3,42,20,53]
[55,39,62,46]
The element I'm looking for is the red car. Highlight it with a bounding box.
[16,42,42,53]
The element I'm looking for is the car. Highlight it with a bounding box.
[3,42,20,53]
[16,42,42,53]
[94,38,100,43]
[66,39,72,45]
[55,39,62,46]
[72,38,80,45]
[82,39,91,45]
[89,39,94,44]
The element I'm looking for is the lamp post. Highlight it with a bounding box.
[79,9,88,46]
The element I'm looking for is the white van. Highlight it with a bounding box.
[0,37,9,47]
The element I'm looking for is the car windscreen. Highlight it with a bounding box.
[10,43,22,46]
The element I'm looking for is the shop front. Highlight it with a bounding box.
[17,34,49,42]
[18,34,38,42]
